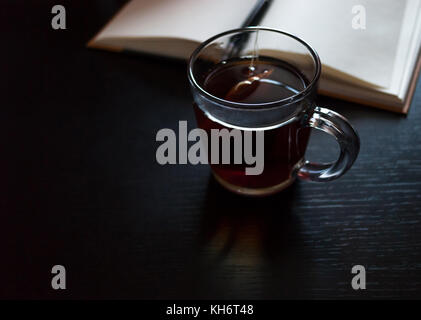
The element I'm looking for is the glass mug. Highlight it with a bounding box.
[188,27,360,196]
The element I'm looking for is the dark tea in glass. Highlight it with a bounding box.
[188,28,359,196]
[194,57,311,190]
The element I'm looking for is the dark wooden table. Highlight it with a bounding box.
[2,1,421,299]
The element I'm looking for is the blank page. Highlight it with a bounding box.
[262,0,408,88]
[92,0,257,43]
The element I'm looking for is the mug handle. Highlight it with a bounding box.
[298,106,360,182]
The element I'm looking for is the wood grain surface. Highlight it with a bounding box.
[1,0,421,299]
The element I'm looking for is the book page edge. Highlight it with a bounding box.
[86,0,134,50]
[402,47,421,114]
[86,39,123,52]
[318,88,403,114]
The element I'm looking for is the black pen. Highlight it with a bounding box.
[241,0,273,28]
[226,0,273,58]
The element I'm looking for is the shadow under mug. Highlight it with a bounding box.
[188,27,360,196]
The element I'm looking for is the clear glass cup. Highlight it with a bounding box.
[188,27,360,196]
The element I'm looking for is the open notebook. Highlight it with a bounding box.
[88,0,421,113]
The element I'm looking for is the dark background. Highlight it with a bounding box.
[2,0,421,299]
